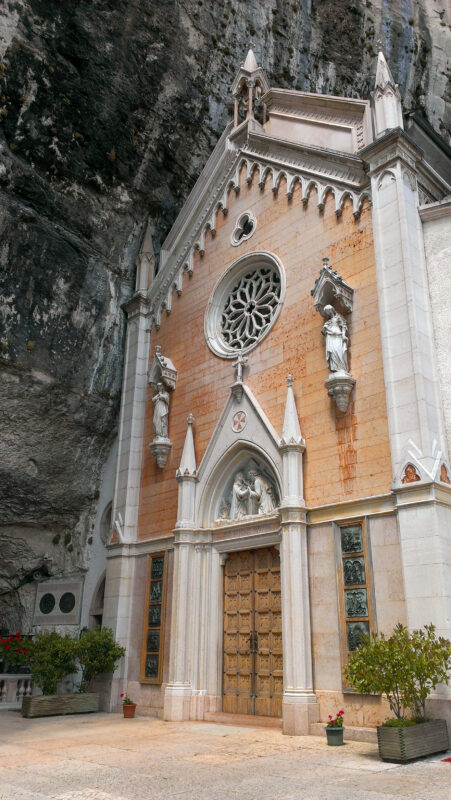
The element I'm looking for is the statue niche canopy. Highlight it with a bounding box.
[214,456,280,524]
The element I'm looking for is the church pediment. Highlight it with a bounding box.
[196,383,282,528]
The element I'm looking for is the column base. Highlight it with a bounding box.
[282,691,319,736]
[163,684,192,721]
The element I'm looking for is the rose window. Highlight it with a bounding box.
[221,267,281,351]
[204,252,285,358]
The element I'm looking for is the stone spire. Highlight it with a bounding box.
[242,46,258,73]
[372,50,404,138]
[176,413,197,478]
[279,376,305,509]
[231,46,270,127]
[175,415,197,529]
[281,375,305,448]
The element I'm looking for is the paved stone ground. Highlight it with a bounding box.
[0,711,450,800]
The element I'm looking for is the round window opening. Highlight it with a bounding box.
[39,593,55,615]
[205,252,285,359]
[59,592,76,614]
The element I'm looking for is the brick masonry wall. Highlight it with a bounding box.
[138,168,392,539]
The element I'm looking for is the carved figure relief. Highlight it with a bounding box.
[321,305,349,373]
[215,459,279,523]
[401,464,421,484]
[440,464,450,484]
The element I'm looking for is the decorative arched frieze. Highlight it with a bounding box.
[148,152,371,332]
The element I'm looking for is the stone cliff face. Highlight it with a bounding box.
[0,0,450,630]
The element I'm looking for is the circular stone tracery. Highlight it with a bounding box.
[221,267,281,351]
[205,252,285,359]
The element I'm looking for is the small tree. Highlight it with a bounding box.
[345,623,451,723]
[30,631,78,695]
[77,628,125,692]
[404,624,451,721]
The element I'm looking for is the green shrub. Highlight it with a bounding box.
[77,628,125,692]
[345,623,451,722]
[30,631,78,695]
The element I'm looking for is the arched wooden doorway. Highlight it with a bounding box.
[223,546,282,717]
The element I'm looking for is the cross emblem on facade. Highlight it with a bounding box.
[232,352,248,382]
[232,411,247,432]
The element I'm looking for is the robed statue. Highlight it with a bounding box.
[152,382,170,438]
[321,304,349,373]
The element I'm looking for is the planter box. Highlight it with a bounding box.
[377,720,449,763]
[22,692,99,718]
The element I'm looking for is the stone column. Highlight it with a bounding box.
[363,129,451,703]
[164,415,201,720]
[279,376,318,734]
[164,533,195,720]
[103,255,151,707]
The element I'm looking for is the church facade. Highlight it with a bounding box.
[102,50,451,735]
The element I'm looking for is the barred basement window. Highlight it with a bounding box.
[140,553,167,684]
[205,252,285,358]
[336,520,375,683]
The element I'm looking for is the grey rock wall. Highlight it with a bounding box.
[0,0,449,631]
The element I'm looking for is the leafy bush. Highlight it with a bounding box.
[77,627,125,692]
[345,623,451,722]
[30,631,78,695]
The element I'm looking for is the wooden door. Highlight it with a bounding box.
[223,547,282,717]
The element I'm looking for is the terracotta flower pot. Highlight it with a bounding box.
[325,726,344,746]
[123,703,137,718]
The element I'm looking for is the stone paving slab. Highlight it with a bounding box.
[0,711,449,800]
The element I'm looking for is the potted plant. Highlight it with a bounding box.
[120,692,137,718]
[22,627,125,718]
[345,623,451,762]
[325,710,344,745]
[22,630,81,718]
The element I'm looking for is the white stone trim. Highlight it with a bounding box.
[231,210,257,246]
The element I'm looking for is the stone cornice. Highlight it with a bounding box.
[419,199,451,221]
[360,127,423,173]
[361,127,450,200]
[121,290,150,319]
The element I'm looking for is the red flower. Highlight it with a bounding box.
[17,648,22,653]
[5,645,9,650]
[9,636,14,642]
[23,649,27,654]
[120,693,124,698]
[338,710,344,715]
[16,632,20,638]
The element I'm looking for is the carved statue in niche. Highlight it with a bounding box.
[152,382,170,439]
[321,305,349,373]
[311,259,355,413]
[148,347,177,468]
[216,459,279,523]
[247,468,276,515]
